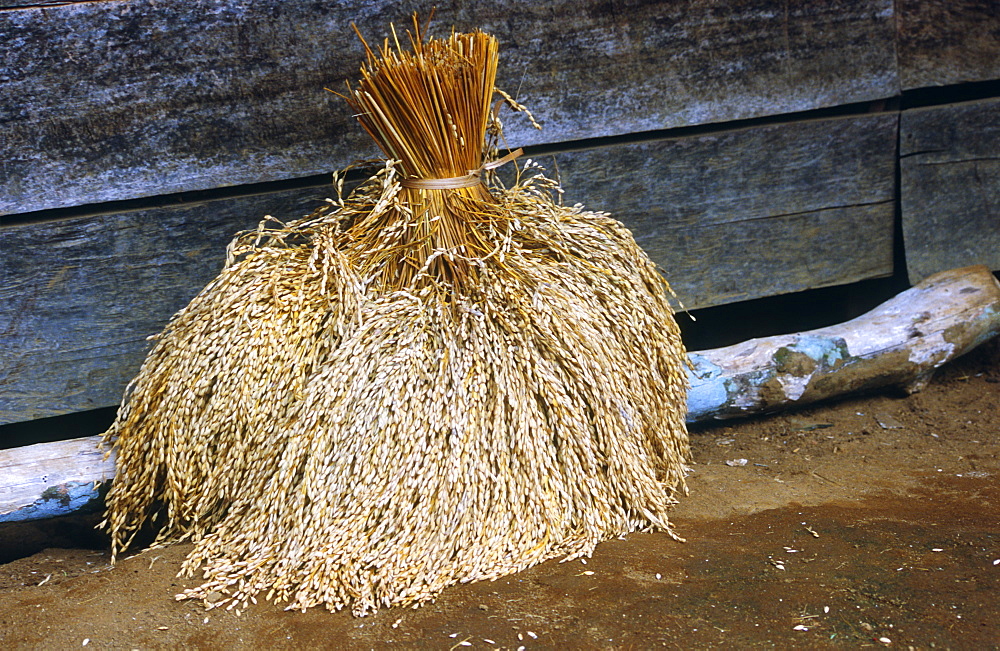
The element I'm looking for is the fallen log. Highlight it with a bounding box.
[3,265,999,524]
[1,436,115,523]
[687,265,1000,420]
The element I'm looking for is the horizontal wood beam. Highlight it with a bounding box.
[897,0,1000,90]
[900,98,1000,283]
[0,186,330,425]
[0,0,898,216]
[554,112,898,308]
[0,112,898,426]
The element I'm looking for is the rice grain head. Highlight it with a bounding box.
[102,18,689,616]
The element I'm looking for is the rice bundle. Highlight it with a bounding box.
[101,18,689,616]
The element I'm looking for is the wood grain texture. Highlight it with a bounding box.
[552,112,899,308]
[900,98,1000,283]
[897,0,1000,90]
[0,186,330,426]
[0,0,898,216]
[0,436,115,523]
[1,114,897,425]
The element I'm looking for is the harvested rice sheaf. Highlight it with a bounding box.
[101,20,689,616]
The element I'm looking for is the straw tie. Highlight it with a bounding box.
[401,147,524,189]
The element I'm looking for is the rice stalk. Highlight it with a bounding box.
[101,17,689,616]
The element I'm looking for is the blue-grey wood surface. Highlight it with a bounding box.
[897,0,1000,90]
[0,187,328,425]
[555,113,898,308]
[0,0,898,216]
[2,0,999,428]
[0,113,898,426]
[900,98,1000,283]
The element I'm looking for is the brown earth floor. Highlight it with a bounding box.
[1,340,998,650]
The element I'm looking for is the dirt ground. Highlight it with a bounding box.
[1,339,997,650]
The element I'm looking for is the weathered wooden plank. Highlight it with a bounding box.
[477,0,898,142]
[7,265,999,523]
[0,0,898,216]
[900,98,1000,283]
[1,112,898,425]
[552,112,899,308]
[0,186,330,426]
[897,0,1000,90]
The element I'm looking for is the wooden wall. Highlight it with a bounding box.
[1,0,898,215]
[2,0,998,426]
[900,98,1000,283]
